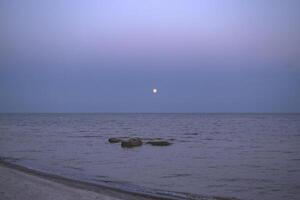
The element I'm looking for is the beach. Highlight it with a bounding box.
[0,161,171,200]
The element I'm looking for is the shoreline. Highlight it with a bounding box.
[0,160,178,200]
[0,160,237,200]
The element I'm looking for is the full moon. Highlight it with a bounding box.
[152,88,158,94]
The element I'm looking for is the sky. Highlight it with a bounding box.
[0,0,300,113]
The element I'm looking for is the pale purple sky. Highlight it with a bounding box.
[1,0,300,112]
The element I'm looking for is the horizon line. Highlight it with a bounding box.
[0,112,299,114]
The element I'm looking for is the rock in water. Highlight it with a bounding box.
[146,141,172,146]
[121,138,143,148]
[108,138,122,143]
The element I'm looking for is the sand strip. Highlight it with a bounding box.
[0,161,174,200]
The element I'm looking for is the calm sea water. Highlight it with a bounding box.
[0,114,300,200]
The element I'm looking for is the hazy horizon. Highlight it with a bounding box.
[1,112,299,114]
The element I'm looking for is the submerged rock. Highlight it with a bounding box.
[121,138,143,148]
[109,137,173,148]
[146,140,172,146]
[214,196,239,200]
[108,137,122,143]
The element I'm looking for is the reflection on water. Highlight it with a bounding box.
[0,113,300,200]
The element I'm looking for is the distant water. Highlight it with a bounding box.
[0,113,300,200]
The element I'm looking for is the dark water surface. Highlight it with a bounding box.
[0,114,300,200]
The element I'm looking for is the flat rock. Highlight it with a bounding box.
[108,138,123,143]
[146,141,172,146]
[121,138,143,148]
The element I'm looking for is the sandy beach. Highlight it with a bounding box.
[0,161,173,200]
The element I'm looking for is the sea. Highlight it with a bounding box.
[0,113,299,200]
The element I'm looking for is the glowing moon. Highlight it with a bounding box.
[152,88,158,94]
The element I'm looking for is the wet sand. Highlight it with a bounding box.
[0,161,173,200]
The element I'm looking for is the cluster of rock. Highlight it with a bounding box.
[108,137,172,148]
